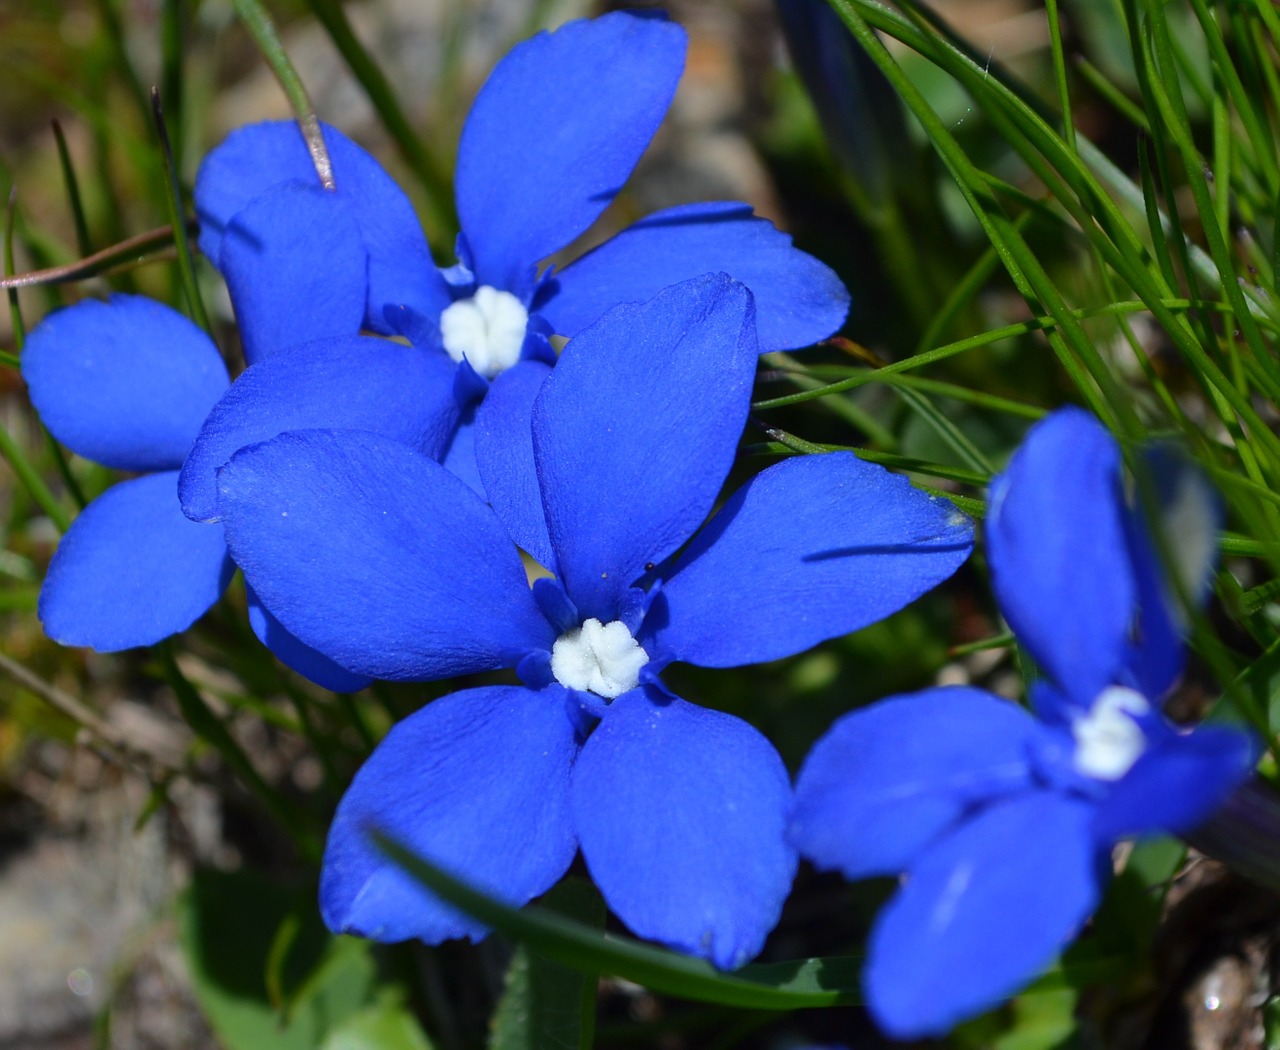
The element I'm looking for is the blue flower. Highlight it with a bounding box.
[788,407,1257,1039]
[20,295,386,690]
[212,275,973,967]
[178,10,850,514]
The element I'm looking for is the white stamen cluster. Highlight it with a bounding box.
[551,618,650,699]
[1072,685,1150,781]
[438,285,528,378]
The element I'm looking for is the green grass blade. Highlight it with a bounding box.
[301,0,457,238]
[231,0,334,190]
[374,832,859,1010]
[151,88,212,333]
[51,119,92,257]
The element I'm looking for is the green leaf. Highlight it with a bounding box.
[179,867,375,1050]
[490,878,607,1050]
[320,996,435,1050]
[373,832,860,1010]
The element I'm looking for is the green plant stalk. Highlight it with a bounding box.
[899,0,1280,463]
[1136,139,1180,292]
[1044,0,1076,154]
[914,213,1030,353]
[753,299,1228,412]
[0,224,196,290]
[878,0,1260,316]
[891,384,994,473]
[231,0,334,190]
[1073,57,1150,131]
[6,189,26,347]
[51,119,92,257]
[0,423,71,533]
[161,0,187,170]
[301,0,457,236]
[1140,6,1276,399]
[151,88,212,333]
[838,0,1132,433]
[1185,0,1278,194]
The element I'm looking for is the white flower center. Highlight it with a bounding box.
[551,618,649,699]
[1072,686,1150,781]
[438,285,528,378]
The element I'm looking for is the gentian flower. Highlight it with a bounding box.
[20,295,456,690]
[789,408,1257,1039]
[179,10,849,510]
[213,275,973,966]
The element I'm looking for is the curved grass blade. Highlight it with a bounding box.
[372,831,860,1011]
[231,0,334,190]
[0,224,196,290]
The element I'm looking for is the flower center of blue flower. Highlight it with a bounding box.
[439,285,528,378]
[1072,686,1150,780]
[550,618,649,699]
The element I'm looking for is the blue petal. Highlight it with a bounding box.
[474,360,555,569]
[455,12,686,292]
[790,687,1045,879]
[39,471,233,650]
[22,295,229,471]
[220,183,368,364]
[194,120,449,332]
[538,202,850,350]
[650,452,972,667]
[1120,446,1222,700]
[321,684,579,943]
[1092,722,1257,841]
[572,688,795,969]
[986,408,1134,708]
[179,336,458,522]
[534,275,758,622]
[865,792,1103,1040]
[218,429,553,680]
[246,584,373,693]
[439,404,484,496]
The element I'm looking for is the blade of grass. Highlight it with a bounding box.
[231,0,334,190]
[51,119,92,257]
[0,224,197,289]
[301,0,456,237]
[151,88,211,333]
[374,831,859,1010]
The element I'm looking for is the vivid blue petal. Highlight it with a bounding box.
[534,275,758,621]
[247,585,373,693]
[474,359,555,569]
[194,120,449,331]
[218,429,553,680]
[22,295,229,471]
[986,408,1134,708]
[455,12,686,291]
[650,452,972,667]
[790,687,1045,879]
[865,792,1103,1040]
[538,202,850,350]
[39,471,233,650]
[1120,446,1221,700]
[572,688,795,969]
[439,405,483,496]
[1092,722,1256,841]
[321,684,579,943]
[179,336,458,522]
[220,183,368,364]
